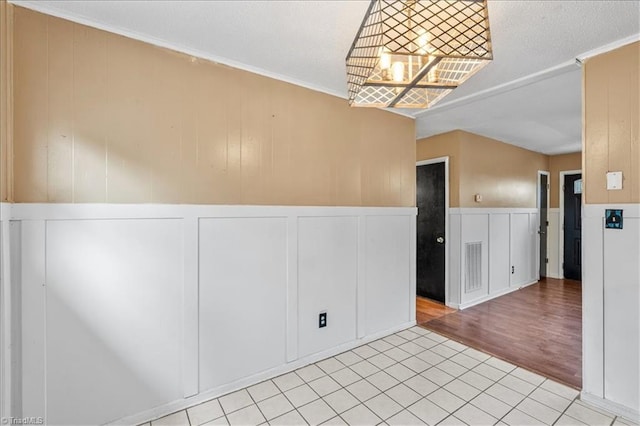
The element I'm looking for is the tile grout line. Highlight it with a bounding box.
[551,394,583,426]
[401,330,578,425]
[494,374,567,426]
[363,330,497,423]
[286,367,337,425]
[152,327,595,426]
[275,371,319,425]
[366,331,485,423]
[244,379,270,424]
[168,329,426,424]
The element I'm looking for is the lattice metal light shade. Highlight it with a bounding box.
[346,0,492,108]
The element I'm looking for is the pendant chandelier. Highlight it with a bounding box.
[346,0,493,109]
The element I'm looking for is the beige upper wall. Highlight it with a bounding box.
[416,130,461,207]
[458,132,548,208]
[0,0,11,202]
[584,41,639,204]
[549,152,581,208]
[417,130,549,208]
[11,7,416,206]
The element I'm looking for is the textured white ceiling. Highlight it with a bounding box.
[416,67,583,155]
[11,0,640,154]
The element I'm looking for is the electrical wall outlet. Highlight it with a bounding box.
[319,311,327,328]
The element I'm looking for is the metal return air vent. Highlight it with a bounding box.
[465,241,482,292]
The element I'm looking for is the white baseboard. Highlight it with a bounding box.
[581,391,640,423]
[459,280,537,310]
[112,321,416,425]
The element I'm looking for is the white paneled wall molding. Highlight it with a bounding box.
[4,204,417,425]
[448,208,539,309]
[0,203,14,421]
[582,204,640,422]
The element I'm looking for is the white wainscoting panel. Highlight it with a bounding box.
[582,207,605,398]
[547,209,561,279]
[298,217,358,358]
[448,214,461,308]
[530,212,539,282]
[489,214,510,295]
[583,204,640,421]
[46,220,184,425]
[20,220,46,419]
[0,203,14,419]
[199,217,288,391]
[449,208,538,310]
[364,216,412,335]
[603,217,639,412]
[9,204,416,425]
[460,214,489,304]
[510,213,533,287]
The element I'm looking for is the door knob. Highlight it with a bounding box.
[436,236,445,244]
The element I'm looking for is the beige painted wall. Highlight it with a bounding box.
[416,130,461,207]
[0,0,11,202]
[12,7,416,206]
[549,152,581,208]
[584,41,639,204]
[458,132,548,208]
[416,130,549,208]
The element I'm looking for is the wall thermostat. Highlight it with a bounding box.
[605,209,623,230]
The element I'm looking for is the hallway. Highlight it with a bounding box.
[419,278,582,389]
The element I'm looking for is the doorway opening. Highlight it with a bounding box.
[417,167,583,389]
[416,157,450,319]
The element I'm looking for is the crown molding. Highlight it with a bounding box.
[576,33,640,62]
[416,33,640,118]
[12,0,636,122]
[8,1,343,100]
[8,0,416,120]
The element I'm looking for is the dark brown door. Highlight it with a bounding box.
[416,162,446,302]
[563,173,582,280]
[539,173,549,278]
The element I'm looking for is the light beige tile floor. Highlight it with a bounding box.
[142,326,635,426]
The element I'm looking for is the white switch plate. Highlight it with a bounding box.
[606,171,623,190]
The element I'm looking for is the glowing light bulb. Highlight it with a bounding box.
[379,48,391,70]
[417,30,430,55]
[392,61,405,82]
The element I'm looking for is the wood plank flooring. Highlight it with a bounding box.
[419,278,582,389]
[416,296,457,323]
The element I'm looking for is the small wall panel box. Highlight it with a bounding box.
[606,171,623,190]
[474,194,482,203]
[605,209,623,230]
